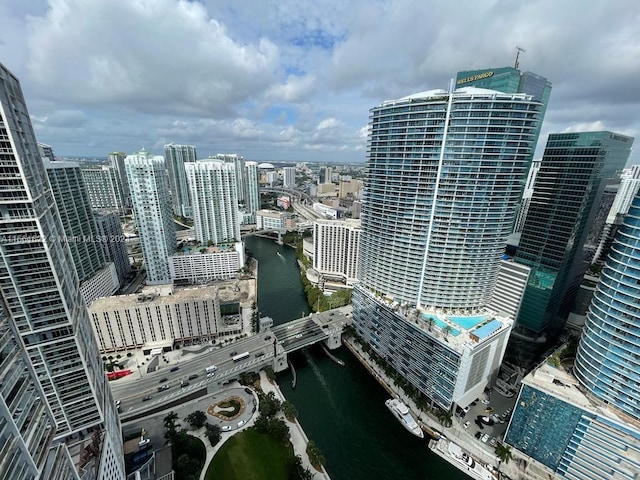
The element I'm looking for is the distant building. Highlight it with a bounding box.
[170,243,245,284]
[89,282,254,352]
[313,202,340,219]
[488,259,530,321]
[513,159,541,233]
[244,161,260,224]
[266,170,278,186]
[164,143,197,218]
[338,179,363,199]
[319,166,332,184]
[277,195,291,210]
[126,150,176,284]
[186,159,240,245]
[108,151,130,209]
[282,166,296,188]
[94,211,132,283]
[256,209,291,230]
[312,219,361,291]
[37,141,55,160]
[82,165,127,214]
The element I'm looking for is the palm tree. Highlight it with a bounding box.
[495,442,513,471]
[443,325,453,340]
[163,411,180,443]
[437,408,453,428]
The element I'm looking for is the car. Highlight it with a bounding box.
[244,387,252,394]
[229,350,238,357]
[475,431,482,439]
[255,352,265,358]
[484,407,494,413]
[159,377,168,383]
[463,421,471,429]
[462,405,471,414]
[490,437,498,447]
[170,366,179,372]
[207,372,215,378]
[237,420,246,427]
[138,438,150,447]
[188,374,199,380]
[180,381,189,388]
[142,396,152,401]
[481,398,490,405]
[295,334,303,339]
[114,400,121,407]
[264,336,271,341]
[157,384,170,392]
[221,425,232,431]
[481,434,489,443]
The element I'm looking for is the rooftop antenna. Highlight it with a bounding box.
[514,46,525,69]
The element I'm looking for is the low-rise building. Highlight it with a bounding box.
[170,242,245,284]
[89,280,255,352]
[256,209,291,230]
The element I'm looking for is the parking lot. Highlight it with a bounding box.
[456,388,517,450]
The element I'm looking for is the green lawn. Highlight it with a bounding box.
[206,428,293,480]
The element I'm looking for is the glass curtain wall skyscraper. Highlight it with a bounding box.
[164,143,197,219]
[0,61,125,479]
[514,132,633,334]
[353,85,542,408]
[574,191,640,420]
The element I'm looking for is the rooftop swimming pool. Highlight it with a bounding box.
[421,314,460,337]
[448,315,489,330]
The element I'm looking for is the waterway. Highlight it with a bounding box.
[244,236,468,480]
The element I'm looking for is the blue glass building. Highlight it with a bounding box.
[575,192,640,421]
[514,132,633,334]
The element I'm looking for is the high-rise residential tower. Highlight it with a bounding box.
[514,132,633,334]
[94,211,131,283]
[81,165,127,215]
[282,166,296,188]
[353,85,543,409]
[108,151,130,210]
[164,143,197,218]
[126,149,176,285]
[185,159,240,244]
[38,141,55,161]
[244,161,260,224]
[44,160,119,305]
[0,61,125,479]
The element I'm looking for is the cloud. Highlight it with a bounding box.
[26,0,279,115]
[32,109,88,128]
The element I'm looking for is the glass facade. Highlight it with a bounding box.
[359,87,542,308]
[164,143,197,218]
[575,192,640,421]
[515,132,633,333]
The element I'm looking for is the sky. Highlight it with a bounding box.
[1,0,639,164]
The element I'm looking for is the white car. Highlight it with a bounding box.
[481,398,490,405]
[221,425,232,431]
[463,421,470,429]
[237,420,246,427]
[481,434,489,443]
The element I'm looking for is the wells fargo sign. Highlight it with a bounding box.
[456,71,494,85]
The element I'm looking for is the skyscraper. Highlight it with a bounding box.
[0,61,124,479]
[514,132,633,334]
[94,211,132,283]
[574,191,640,419]
[81,165,127,215]
[185,159,240,245]
[126,149,176,285]
[504,192,640,479]
[244,161,260,224]
[282,166,296,188]
[38,141,55,160]
[164,143,197,218]
[353,85,543,408]
[45,160,119,305]
[108,151,130,210]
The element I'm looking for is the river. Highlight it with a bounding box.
[244,236,468,480]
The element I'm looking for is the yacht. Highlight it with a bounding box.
[385,399,424,438]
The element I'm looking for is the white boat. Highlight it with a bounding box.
[385,399,424,438]
[428,438,497,480]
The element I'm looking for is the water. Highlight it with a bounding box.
[245,236,468,480]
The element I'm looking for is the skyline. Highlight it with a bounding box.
[1,0,639,164]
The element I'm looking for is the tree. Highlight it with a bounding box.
[443,325,453,340]
[287,455,313,480]
[174,453,201,480]
[204,424,221,447]
[437,408,453,428]
[259,391,281,418]
[267,418,290,442]
[264,365,276,383]
[163,411,180,443]
[306,441,326,470]
[282,401,298,422]
[495,442,513,469]
[185,410,207,430]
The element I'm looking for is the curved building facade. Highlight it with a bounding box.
[575,192,640,421]
[359,87,542,308]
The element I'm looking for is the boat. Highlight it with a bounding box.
[428,438,498,480]
[385,399,424,438]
